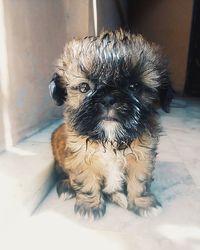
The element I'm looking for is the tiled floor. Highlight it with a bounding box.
[0,118,63,227]
[3,98,200,250]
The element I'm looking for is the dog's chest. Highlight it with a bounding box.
[92,147,126,194]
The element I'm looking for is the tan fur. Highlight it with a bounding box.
[126,136,157,211]
[52,122,158,215]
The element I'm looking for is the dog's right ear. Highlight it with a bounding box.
[49,73,67,106]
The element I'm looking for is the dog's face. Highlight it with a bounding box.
[50,31,168,146]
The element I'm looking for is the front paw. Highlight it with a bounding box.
[74,196,106,220]
[128,195,162,217]
[108,192,128,208]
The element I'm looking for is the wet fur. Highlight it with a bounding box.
[50,30,169,219]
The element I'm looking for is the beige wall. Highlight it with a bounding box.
[62,0,94,39]
[0,0,93,151]
[128,0,193,93]
[96,0,127,32]
[0,92,5,151]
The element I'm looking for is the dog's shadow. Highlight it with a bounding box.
[151,160,194,205]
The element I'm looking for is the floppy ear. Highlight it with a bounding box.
[158,69,174,113]
[49,73,67,106]
[159,81,174,113]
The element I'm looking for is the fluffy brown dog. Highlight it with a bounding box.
[49,30,170,219]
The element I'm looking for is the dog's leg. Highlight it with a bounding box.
[126,138,161,216]
[70,169,106,219]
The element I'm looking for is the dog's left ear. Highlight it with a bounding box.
[49,73,67,106]
[158,80,174,113]
[158,69,174,113]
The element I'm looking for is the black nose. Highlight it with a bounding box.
[100,95,116,107]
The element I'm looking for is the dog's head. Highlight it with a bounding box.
[49,30,169,146]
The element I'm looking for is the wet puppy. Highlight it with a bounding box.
[49,30,170,219]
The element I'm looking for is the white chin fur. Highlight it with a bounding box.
[101,120,118,141]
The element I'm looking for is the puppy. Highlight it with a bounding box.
[49,30,170,219]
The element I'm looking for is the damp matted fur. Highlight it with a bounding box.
[49,30,171,219]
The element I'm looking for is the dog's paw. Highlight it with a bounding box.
[109,192,128,208]
[74,197,106,220]
[132,202,162,217]
[57,179,76,200]
[128,195,162,217]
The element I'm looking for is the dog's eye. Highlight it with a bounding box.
[129,83,139,90]
[79,83,90,93]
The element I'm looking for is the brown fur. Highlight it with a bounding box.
[51,120,159,217]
